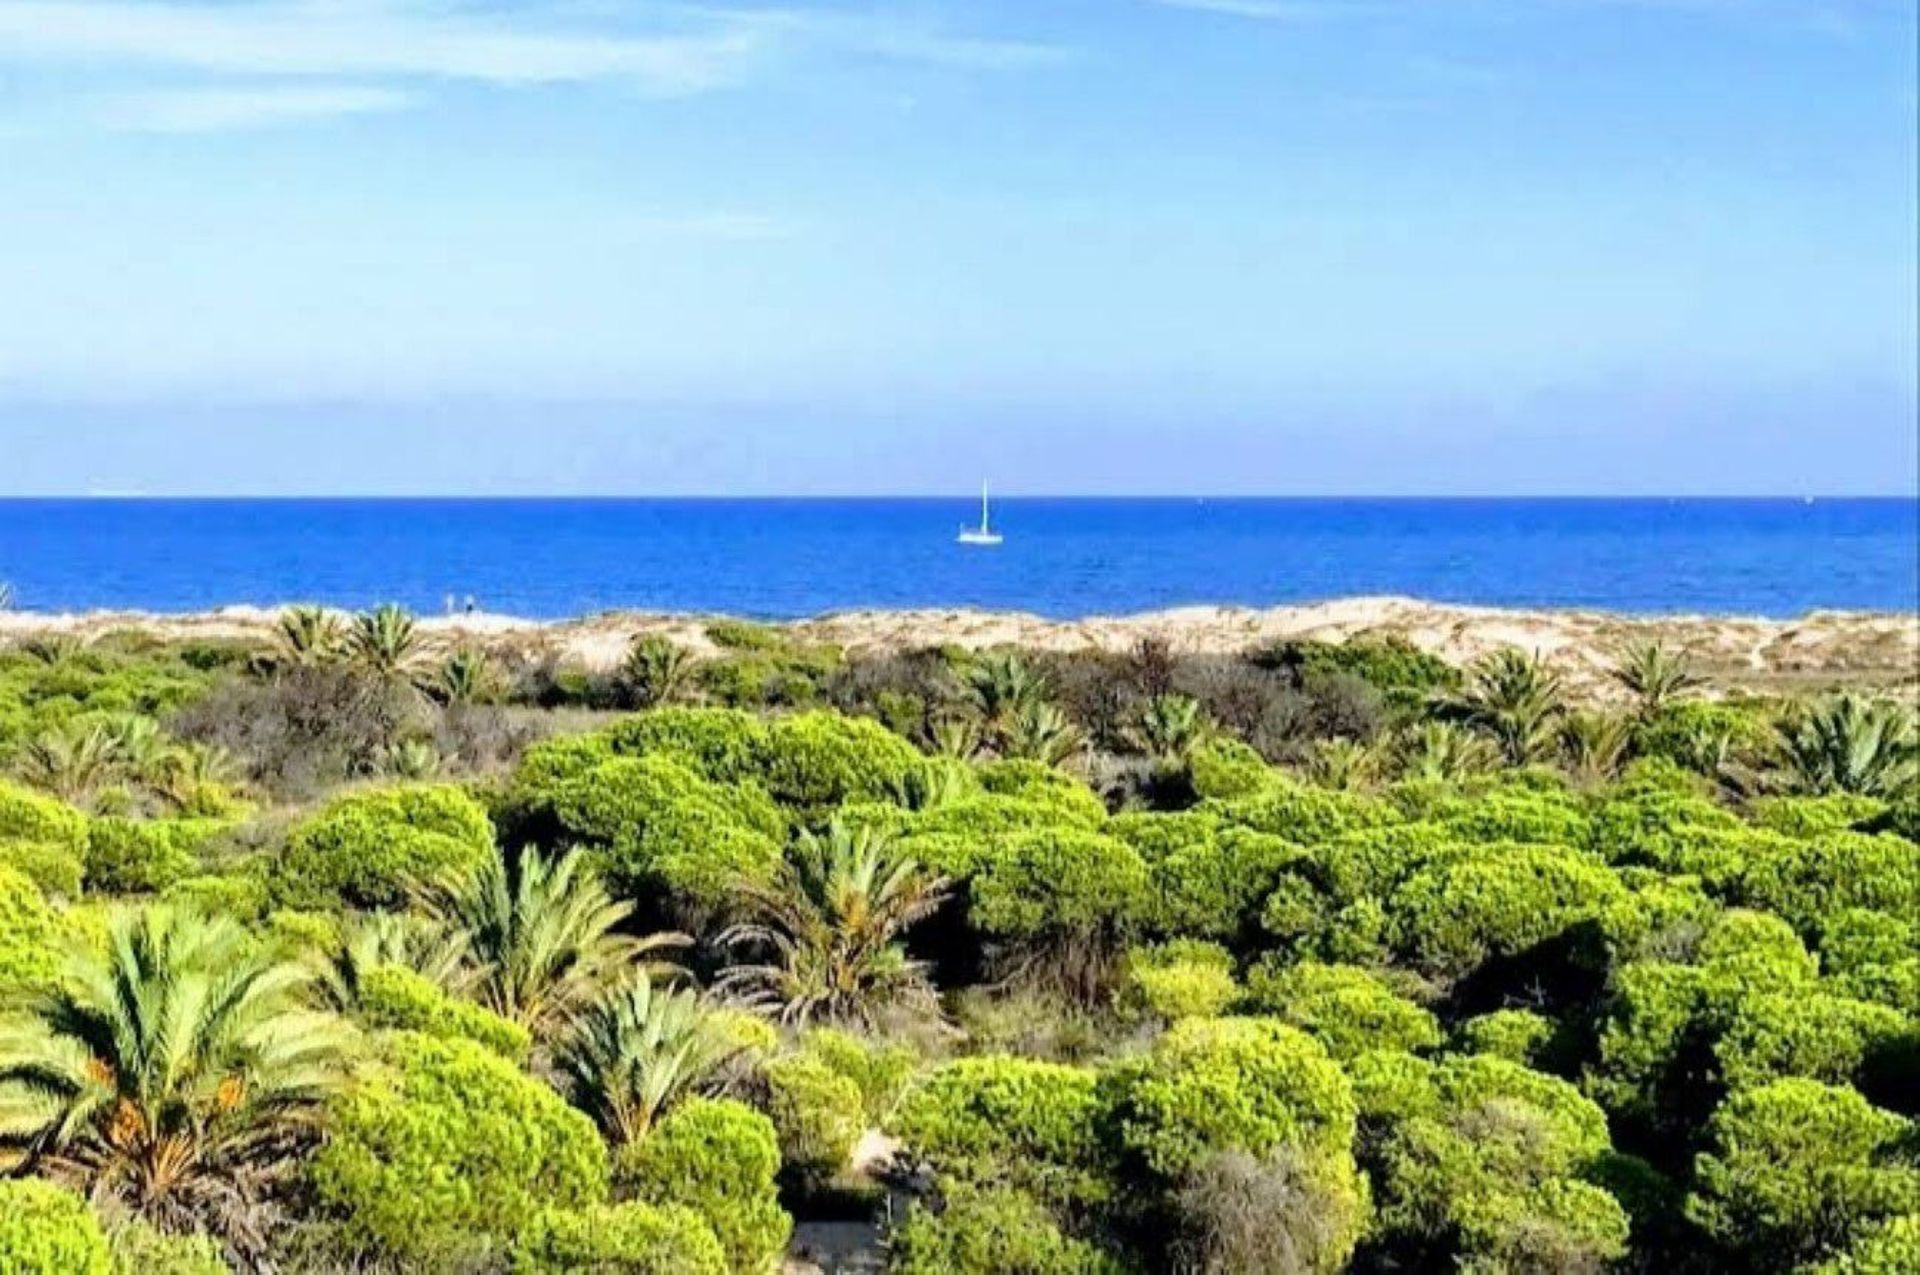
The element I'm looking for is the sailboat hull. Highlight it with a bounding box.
[957,531,1003,546]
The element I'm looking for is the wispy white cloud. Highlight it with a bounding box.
[98,84,415,132]
[1151,0,1907,23]
[0,0,1064,131]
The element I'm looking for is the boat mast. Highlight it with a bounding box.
[980,481,990,532]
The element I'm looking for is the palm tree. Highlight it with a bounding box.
[423,848,685,1036]
[270,605,345,670]
[379,737,442,779]
[718,824,948,1028]
[348,604,425,680]
[1611,641,1702,719]
[22,634,85,667]
[926,713,985,761]
[1126,693,1213,769]
[433,647,501,706]
[1442,649,1567,765]
[0,907,356,1248]
[553,976,744,1146]
[15,721,123,805]
[99,714,171,784]
[311,912,472,1013]
[1560,711,1632,786]
[966,652,1048,739]
[1001,701,1086,767]
[1775,694,1917,797]
[1303,738,1379,791]
[153,742,244,816]
[1395,721,1498,784]
[619,636,695,710]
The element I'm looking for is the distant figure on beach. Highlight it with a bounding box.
[464,595,477,616]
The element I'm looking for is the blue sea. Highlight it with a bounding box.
[0,499,1913,620]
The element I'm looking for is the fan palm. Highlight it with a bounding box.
[311,912,472,1013]
[379,737,442,779]
[1775,694,1917,797]
[1611,641,1702,719]
[271,605,345,670]
[926,713,985,761]
[433,647,502,706]
[422,848,685,1036]
[1126,693,1213,768]
[619,635,696,709]
[1001,701,1086,767]
[15,721,123,804]
[153,742,244,816]
[967,652,1049,737]
[348,604,425,680]
[553,976,743,1146]
[717,823,948,1028]
[1560,711,1633,785]
[1442,649,1567,765]
[22,634,85,667]
[1303,738,1380,791]
[1396,721,1499,784]
[0,907,356,1247]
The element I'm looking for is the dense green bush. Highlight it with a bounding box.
[966,828,1150,965]
[760,711,924,810]
[1388,841,1626,976]
[888,1184,1122,1275]
[1214,778,1400,844]
[1143,823,1305,946]
[796,1028,918,1124]
[85,816,222,894]
[762,1053,864,1192]
[311,1032,608,1262]
[356,963,532,1060]
[1738,831,1920,938]
[1805,1213,1920,1275]
[1123,941,1239,1021]
[891,1055,1111,1208]
[276,783,495,909]
[0,837,84,897]
[0,779,88,853]
[0,863,61,996]
[615,1098,791,1274]
[1100,1016,1359,1181]
[1238,958,1441,1060]
[602,707,773,785]
[975,759,1108,824]
[1188,737,1273,801]
[1454,1008,1556,1067]
[0,1179,111,1275]
[511,1203,727,1275]
[1687,1077,1919,1269]
[547,752,783,913]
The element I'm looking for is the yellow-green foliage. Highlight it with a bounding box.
[1100,1016,1359,1181]
[1821,908,1920,1015]
[888,1183,1124,1275]
[797,1028,918,1124]
[602,707,773,785]
[311,1032,608,1262]
[1213,777,1400,843]
[1687,1078,1919,1268]
[1751,794,1889,839]
[1367,1054,1626,1269]
[277,783,495,909]
[0,780,88,850]
[975,759,1108,825]
[966,828,1150,947]
[511,1203,727,1275]
[891,1056,1111,1209]
[356,964,531,1061]
[0,838,83,897]
[762,1053,864,1191]
[759,711,925,809]
[106,1221,229,1275]
[1123,941,1239,1021]
[0,1179,111,1275]
[543,752,782,911]
[86,816,223,894]
[1388,841,1627,976]
[614,1097,791,1274]
[1738,832,1920,938]
[1188,738,1274,801]
[1142,822,1306,946]
[1804,1214,1920,1275]
[1454,1009,1556,1067]
[0,864,61,997]
[1238,958,1442,1060]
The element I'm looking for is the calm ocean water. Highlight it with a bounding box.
[0,499,1914,620]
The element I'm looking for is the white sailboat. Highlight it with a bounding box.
[957,481,1003,545]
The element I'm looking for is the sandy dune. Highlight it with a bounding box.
[1,597,1914,699]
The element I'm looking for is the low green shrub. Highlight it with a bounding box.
[511,1203,727,1275]
[311,1032,608,1262]
[1238,958,1441,1060]
[276,783,495,909]
[888,1184,1122,1275]
[86,817,222,894]
[1123,941,1239,1021]
[762,1053,864,1193]
[356,964,531,1060]
[891,1055,1111,1209]
[797,1028,918,1124]
[0,864,61,997]
[0,838,84,897]
[106,1222,229,1275]
[614,1097,791,1274]
[0,1179,111,1275]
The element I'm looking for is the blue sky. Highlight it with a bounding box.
[0,0,1913,495]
